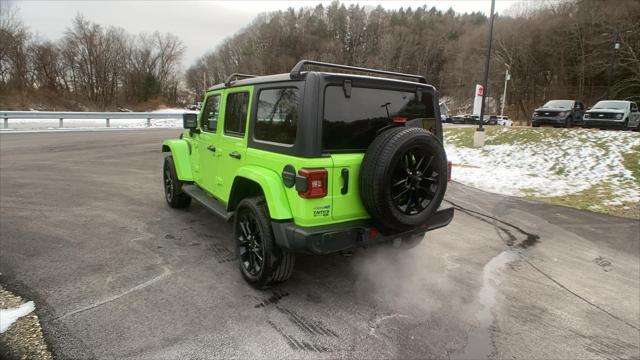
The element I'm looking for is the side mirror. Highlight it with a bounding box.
[183,113,197,129]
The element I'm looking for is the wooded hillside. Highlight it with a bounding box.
[187,0,640,119]
[1,0,638,115]
[1,3,185,110]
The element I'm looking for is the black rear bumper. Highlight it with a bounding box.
[271,204,454,255]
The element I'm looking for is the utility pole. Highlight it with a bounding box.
[203,71,207,92]
[605,33,618,99]
[501,67,510,117]
[473,0,496,147]
[604,29,632,99]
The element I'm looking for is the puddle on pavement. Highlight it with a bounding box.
[451,250,520,360]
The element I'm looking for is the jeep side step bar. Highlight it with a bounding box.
[182,184,233,221]
[224,73,257,86]
[289,60,427,84]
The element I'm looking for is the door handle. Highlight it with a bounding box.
[207,145,216,152]
[341,168,349,194]
[229,151,241,159]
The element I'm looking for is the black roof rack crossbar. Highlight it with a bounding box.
[224,73,257,86]
[289,60,427,84]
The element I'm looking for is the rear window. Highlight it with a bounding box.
[224,92,250,136]
[255,88,299,145]
[323,86,435,151]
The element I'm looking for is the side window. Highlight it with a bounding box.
[255,88,299,145]
[224,92,250,136]
[201,94,221,132]
[631,103,638,112]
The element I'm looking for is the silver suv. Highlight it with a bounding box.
[583,100,640,130]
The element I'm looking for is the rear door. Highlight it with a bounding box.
[215,86,253,203]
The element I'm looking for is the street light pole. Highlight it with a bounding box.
[473,0,496,147]
[501,67,510,116]
[606,32,619,99]
[604,29,633,99]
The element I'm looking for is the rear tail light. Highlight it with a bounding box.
[447,161,452,182]
[297,168,328,198]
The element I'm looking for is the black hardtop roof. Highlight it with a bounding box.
[207,60,435,92]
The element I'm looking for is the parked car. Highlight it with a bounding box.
[464,114,480,124]
[450,115,466,124]
[485,115,498,125]
[162,60,454,288]
[583,100,640,130]
[531,99,585,128]
[497,116,513,126]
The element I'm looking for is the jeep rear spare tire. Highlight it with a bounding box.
[360,126,448,231]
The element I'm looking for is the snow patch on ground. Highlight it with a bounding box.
[445,128,640,208]
[150,108,190,113]
[0,301,35,333]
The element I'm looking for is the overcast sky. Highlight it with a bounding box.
[16,0,517,68]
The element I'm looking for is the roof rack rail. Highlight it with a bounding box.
[289,60,427,84]
[224,73,257,86]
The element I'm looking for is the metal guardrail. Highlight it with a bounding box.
[1,111,191,129]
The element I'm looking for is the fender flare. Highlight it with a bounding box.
[162,139,193,181]
[233,166,293,220]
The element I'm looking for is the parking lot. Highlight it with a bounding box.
[0,129,638,359]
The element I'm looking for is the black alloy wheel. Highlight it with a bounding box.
[237,209,265,278]
[163,165,174,203]
[391,146,439,216]
[163,156,191,209]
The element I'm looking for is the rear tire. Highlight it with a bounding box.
[234,196,294,289]
[163,156,191,209]
[532,123,540,128]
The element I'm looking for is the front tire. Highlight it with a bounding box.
[163,156,191,209]
[234,197,294,289]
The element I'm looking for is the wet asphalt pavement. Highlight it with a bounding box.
[0,129,639,359]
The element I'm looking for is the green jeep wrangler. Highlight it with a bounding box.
[162,60,454,288]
